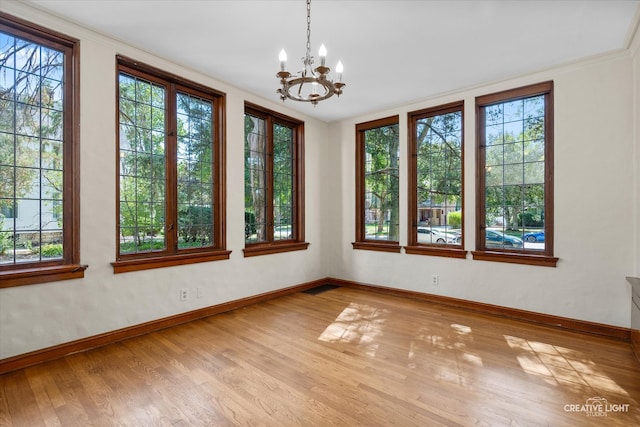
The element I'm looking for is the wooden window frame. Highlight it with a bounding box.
[474,81,558,267]
[0,13,86,288]
[112,56,229,274]
[405,101,467,259]
[243,102,308,257]
[353,115,401,253]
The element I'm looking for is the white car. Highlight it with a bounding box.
[417,227,449,244]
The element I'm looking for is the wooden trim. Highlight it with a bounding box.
[243,242,309,257]
[472,250,558,267]
[327,277,631,341]
[296,120,306,244]
[404,246,467,259]
[1,276,633,373]
[217,94,228,252]
[243,103,306,253]
[0,264,87,288]
[407,101,465,252]
[0,278,327,374]
[115,58,228,267]
[628,276,640,363]
[632,330,640,364]
[0,13,84,285]
[111,250,231,274]
[475,81,554,106]
[67,24,81,267]
[351,242,402,253]
[0,12,80,48]
[116,55,225,98]
[475,81,555,261]
[354,115,400,246]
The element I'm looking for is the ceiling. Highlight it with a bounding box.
[22,0,640,123]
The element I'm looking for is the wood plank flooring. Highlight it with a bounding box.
[1,286,640,426]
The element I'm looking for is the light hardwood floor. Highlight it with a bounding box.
[1,286,639,426]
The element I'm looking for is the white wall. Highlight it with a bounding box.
[633,27,640,279]
[0,2,328,359]
[1,1,638,360]
[328,51,636,329]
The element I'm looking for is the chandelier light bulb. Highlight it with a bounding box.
[319,44,327,66]
[336,60,344,81]
[279,49,287,71]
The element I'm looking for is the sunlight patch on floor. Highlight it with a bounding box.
[317,303,388,356]
[504,335,629,396]
[408,323,483,386]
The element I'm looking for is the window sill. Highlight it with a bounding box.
[0,264,88,288]
[404,245,467,259]
[243,242,310,257]
[112,250,231,274]
[352,242,402,253]
[472,250,558,267]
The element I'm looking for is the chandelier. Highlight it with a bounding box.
[277,0,345,106]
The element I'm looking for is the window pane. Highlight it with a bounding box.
[480,91,548,253]
[415,109,463,246]
[176,92,214,249]
[0,30,67,267]
[244,114,267,243]
[273,123,293,241]
[118,72,167,255]
[364,123,399,241]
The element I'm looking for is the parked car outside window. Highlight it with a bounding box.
[485,229,524,248]
[523,231,545,242]
[417,227,448,244]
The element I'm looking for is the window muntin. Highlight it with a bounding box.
[354,116,401,252]
[475,81,556,266]
[244,113,267,243]
[0,13,84,286]
[114,58,228,272]
[273,123,294,242]
[244,103,307,256]
[118,72,167,255]
[176,92,214,249]
[406,102,465,257]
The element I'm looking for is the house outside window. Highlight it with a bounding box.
[406,102,466,258]
[244,102,308,257]
[353,116,401,253]
[113,57,229,273]
[0,13,85,287]
[474,81,558,267]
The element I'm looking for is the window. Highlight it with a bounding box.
[244,102,308,257]
[406,102,466,258]
[353,116,401,252]
[113,57,229,273]
[475,81,557,267]
[0,13,85,287]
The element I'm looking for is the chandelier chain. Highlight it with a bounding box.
[306,0,311,60]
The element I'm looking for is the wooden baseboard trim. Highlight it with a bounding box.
[0,278,325,375]
[327,277,631,342]
[632,330,640,363]
[1,276,632,374]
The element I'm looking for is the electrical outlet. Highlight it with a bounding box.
[431,275,439,286]
[180,288,189,301]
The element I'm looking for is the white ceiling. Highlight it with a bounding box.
[23,0,640,122]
